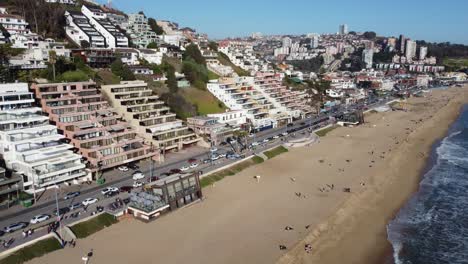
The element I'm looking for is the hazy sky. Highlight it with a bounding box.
[99,0,468,44]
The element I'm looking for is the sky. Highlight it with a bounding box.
[99,0,468,44]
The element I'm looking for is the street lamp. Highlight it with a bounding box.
[148,143,154,184]
[53,184,63,240]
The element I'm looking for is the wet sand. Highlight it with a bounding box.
[27,87,468,264]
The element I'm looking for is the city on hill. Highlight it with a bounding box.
[0,0,467,262]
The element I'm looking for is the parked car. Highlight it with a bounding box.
[117,166,128,172]
[101,187,119,196]
[4,222,28,233]
[203,159,211,164]
[119,186,133,193]
[82,198,99,206]
[132,172,145,180]
[180,166,190,171]
[105,191,119,198]
[133,181,143,188]
[273,135,280,139]
[63,191,80,200]
[69,203,83,211]
[210,147,218,152]
[128,163,139,170]
[262,138,270,143]
[282,132,288,136]
[169,169,181,174]
[53,207,70,216]
[190,163,199,169]
[160,172,171,177]
[188,158,197,164]
[30,214,50,224]
[251,142,259,147]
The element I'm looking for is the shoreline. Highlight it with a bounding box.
[276,86,468,264]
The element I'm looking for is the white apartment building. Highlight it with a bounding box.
[101,81,200,152]
[0,13,29,36]
[207,110,247,127]
[419,46,428,61]
[137,49,163,65]
[405,40,417,61]
[207,77,277,131]
[65,10,106,48]
[126,13,159,48]
[45,0,76,4]
[362,48,374,69]
[81,5,129,48]
[0,83,88,193]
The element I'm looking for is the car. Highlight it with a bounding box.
[105,190,119,198]
[287,123,294,127]
[282,132,288,136]
[101,187,119,196]
[117,166,128,172]
[128,163,139,170]
[169,169,181,174]
[119,186,133,193]
[30,214,50,224]
[251,142,259,146]
[203,159,211,164]
[210,147,218,152]
[262,138,270,143]
[273,135,280,139]
[190,163,199,168]
[217,154,225,159]
[82,198,99,206]
[180,166,190,171]
[133,181,143,188]
[160,172,171,177]
[188,158,197,164]
[53,207,70,216]
[4,222,28,233]
[63,191,80,200]
[69,203,83,211]
[132,172,145,180]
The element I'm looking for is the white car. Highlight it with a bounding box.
[190,163,199,169]
[132,172,145,180]
[180,166,190,171]
[273,135,280,139]
[262,138,270,143]
[117,166,128,172]
[133,181,143,188]
[282,132,288,136]
[210,147,218,152]
[30,214,50,224]
[251,142,259,147]
[101,187,119,196]
[82,198,99,206]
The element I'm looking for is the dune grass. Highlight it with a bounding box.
[0,237,62,264]
[264,146,289,159]
[70,213,117,239]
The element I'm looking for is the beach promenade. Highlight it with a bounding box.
[28,86,468,264]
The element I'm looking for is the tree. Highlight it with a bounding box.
[182,60,208,90]
[110,59,135,81]
[289,57,323,72]
[363,31,377,40]
[208,41,218,52]
[163,63,178,93]
[148,18,164,35]
[183,44,206,65]
[147,42,158,49]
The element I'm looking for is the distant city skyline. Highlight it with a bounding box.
[98,0,468,44]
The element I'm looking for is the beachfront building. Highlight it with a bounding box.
[253,72,314,121]
[207,77,277,132]
[101,81,200,154]
[30,81,153,174]
[187,116,237,146]
[127,172,202,221]
[0,167,23,203]
[0,83,88,193]
[126,13,159,48]
[0,13,29,36]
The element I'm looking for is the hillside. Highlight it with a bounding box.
[217,52,250,76]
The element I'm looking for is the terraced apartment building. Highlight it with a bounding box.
[0,83,88,193]
[31,81,153,173]
[101,81,200,154]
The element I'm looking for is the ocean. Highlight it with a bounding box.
[387,104,468,264]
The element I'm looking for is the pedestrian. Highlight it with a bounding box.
[22,230,26,238]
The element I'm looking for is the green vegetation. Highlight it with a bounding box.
[97,70,121,85]
[183,43,206,65]
[146,42,158,49]
[200,156,264,188]
[110,59,135,81]
[208,41,219,52]
[443,57,468,71]
[0,237,62,264]
[207,70,220,80]
[56,70,89,82]
[70,213,118,239]
[181,87,226,115]
[217,52,250,76]
[289,56,324,73]
[315,126,337,137]
[264,146,289,159]
[416,41,468,64]
[148,17,164,35]
[182,60,209,90]
[362,31,377,40]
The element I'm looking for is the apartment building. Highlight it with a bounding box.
[0,83,88,193]
[65,10,106,48]
[45,0,76,4]
[81,5,128,48]
[0,13,29,36]
[31,81,153,173]
[207,77,277,131]
[101,81,200,153]
[0,166,23,203]
[126,13,159,48]
[253,72,314,120]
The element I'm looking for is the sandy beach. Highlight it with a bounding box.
[27,86,468,264]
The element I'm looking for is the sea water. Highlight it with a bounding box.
[387,105,468,264]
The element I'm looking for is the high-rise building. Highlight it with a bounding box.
[310,35,319,49]
[387,37,397,51]
[405,40,417,61]
[339,24,348,35]
[282,37,292,48]
[0,83,89,193]
[398,34,406,54]
[362,48,374,69]
[419,46,428,61]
